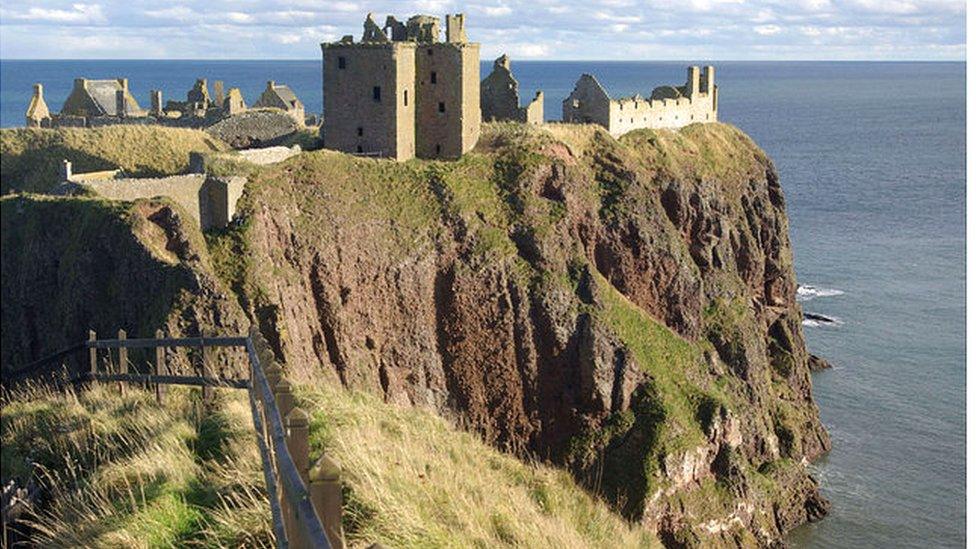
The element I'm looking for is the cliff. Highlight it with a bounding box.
[0,195,246,372]
[211,121,830,544]
[1,121,829,545]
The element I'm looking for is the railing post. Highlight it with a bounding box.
[265,363,283,398]
[286,408,310,484]
[88,330,97,378]
[199,336,212,404]
[118,329,127,395]
[285,407,310,547]
[155,329,165,405]
[275,379,294,425]
[310,454,345,549]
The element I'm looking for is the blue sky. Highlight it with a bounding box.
[0,0,966,60]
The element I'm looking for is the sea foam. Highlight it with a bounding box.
[797,284,844,302]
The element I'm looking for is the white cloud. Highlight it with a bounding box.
[0,0,966,60]
[5,3,107,24]
[754,24,783,35]
[476,5,513,17]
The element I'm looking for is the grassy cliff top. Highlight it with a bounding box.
[0,126,228,194]
[299,380,660,548]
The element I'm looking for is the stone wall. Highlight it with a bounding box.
[481,55,544,125]
[61,174,245,230]
[563,66,718,137]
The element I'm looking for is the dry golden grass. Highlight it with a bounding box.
[0,125,227,194]
[298,380,661,549]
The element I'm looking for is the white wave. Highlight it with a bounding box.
[797,284,844,302]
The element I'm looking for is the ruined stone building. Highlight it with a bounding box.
[480,55,543,125]
[25,84,50,128]
[563,66,718,136]
[321,13,480,161]
[56,78,147,125]
[254,81,305,124]
[25,76,301,131]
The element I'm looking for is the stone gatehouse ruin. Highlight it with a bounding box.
[480,54,543,125]
[320,13,480,160]
[562,66,718,137]
[55,160,245,230]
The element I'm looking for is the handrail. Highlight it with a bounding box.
[2,331,334,549]
[245,337,332,548]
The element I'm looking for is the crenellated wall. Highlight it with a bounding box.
[563,66,718,137]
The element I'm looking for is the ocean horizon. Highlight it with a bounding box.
[0,59,965,547]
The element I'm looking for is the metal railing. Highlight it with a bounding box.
[1,327,345,549]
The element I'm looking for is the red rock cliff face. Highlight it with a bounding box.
[226,123,830,545]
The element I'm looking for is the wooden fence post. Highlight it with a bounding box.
[155,329,165,405]
[285,407,310,547]
[88,330,97,378]
[310,454,345,549]
[265,364,282,398]
[199,337,212,404]
[118,329,127,395]
[275,379,294,424]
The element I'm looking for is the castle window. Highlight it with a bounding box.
[403,90,408,106]
[438,101,445,113]
[427,48,433,55]
[431,71,437,84]
[356,145,363,153]
[436,144,441,155]
[357,126,363,136]
[338,56,346,69]
[373,86,381,102]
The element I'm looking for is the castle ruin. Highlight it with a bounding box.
[562,66,718,136]
[321,13,481,160]
[25,76,304,131]
[253,81,305,124]
[480,54,544,125]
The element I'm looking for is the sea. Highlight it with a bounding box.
[0,60,965,548]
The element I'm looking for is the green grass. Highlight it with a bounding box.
[1,381,272,548]
[0,126,228,193]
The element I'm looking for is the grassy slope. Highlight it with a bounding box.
[0,126,227,194]
[298,381,659,549]
[1,382,271,548]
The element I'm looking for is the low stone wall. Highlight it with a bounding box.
[206,110,300,149]
[57,174,245,230]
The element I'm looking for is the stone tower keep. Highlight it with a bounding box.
[321,13,481,161]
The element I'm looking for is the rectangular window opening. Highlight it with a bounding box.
[438,101,445,113]
[357,126,363,136]
[403,90,408,106]
[431,71,437,84]
[338,56,347,69]
[373,86,381,102]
